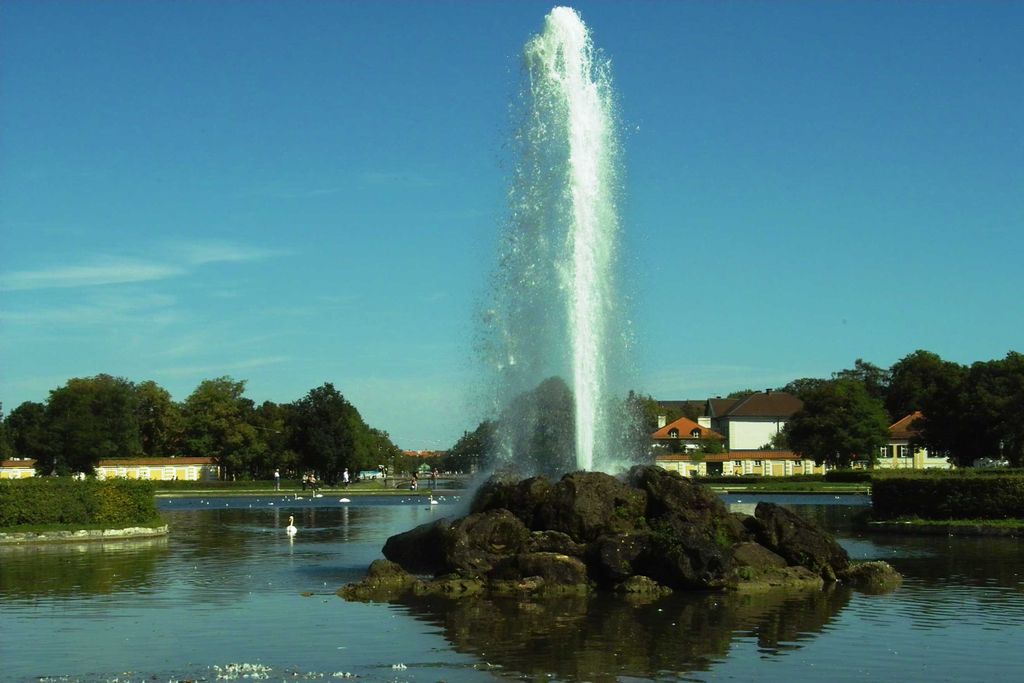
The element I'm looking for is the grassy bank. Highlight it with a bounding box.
[153,479,463,497]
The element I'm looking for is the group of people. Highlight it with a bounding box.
[272,465,441,492]
[409,468,440,491]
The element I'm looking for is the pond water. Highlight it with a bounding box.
[2,493,1023,682]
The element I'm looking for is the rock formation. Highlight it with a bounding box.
[340,465,899,601]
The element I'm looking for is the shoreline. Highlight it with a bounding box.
[0,524,170,545]
[867,521,1024,537]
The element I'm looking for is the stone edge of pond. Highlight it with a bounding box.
[0,525,169,545]
[868,521,1024,537]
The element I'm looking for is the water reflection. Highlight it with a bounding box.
[4,495,1024,683]
[393,586,853,681]
[0,536,167,599]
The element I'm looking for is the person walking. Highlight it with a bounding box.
[342,468,350,488]
[274,468,281,491]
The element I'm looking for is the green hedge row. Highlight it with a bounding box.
[0,478,159,528]
[871,475,1024,520]
[823,469,873,483]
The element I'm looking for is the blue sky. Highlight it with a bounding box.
[2,1,1021,449]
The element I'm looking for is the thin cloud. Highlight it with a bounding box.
[0,262,183,291]
[1,240,285,292]
[175,241,282,266]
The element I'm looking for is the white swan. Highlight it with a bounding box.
[286,515,297,536]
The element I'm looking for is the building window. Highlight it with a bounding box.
[795,460,803,467]
[898,445,909,458]
[754,460,763,467]
[690,429,701,438]
[879,446,892,459]
[668,428,679,438]
[734,460,742,467]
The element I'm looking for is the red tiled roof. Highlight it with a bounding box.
[1,459,36,468]
[723,391,803,419]
[98,457,216,466]
[656,450,804,463]
[889,411,924,441]
[652,416,722,440]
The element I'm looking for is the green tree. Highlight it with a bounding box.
[726,388,758,399]
[288,383,372,483]
[41,375,141,475]
[957,352,1024,467]
[253,400,298,478]
[181,377,260,480]
[135,380,183,457]
[834,359,891,407]
[365,427,404,476]
[444,420,497,473]
[782,377,829,402]
[886,350,963,421]
[785,379,890,468]
[5,401,51,461]
[0,403,14,460]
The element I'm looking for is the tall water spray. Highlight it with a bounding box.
[486,7,627,474]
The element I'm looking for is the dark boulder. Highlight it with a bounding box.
[638,526,734,590]
[746,502,850,580]
[628,464,730,523]
[526,529,585,556]
[469,475,517,515]
[534,471,647,542]
[839,561,902,594]
[382,518,451,575]
[444,509,531,575]
[587,532,655,585]
[341,466,885,602]
[337,559,416,601]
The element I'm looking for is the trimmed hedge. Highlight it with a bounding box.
[872,474,1024,520]
[824,469,873,483]
[0,478,159,528]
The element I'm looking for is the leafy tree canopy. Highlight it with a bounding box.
[42,375,141,475]
[181,376,259,478]
[785,378,890,469]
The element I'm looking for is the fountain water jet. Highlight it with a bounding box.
[485,7,629,474]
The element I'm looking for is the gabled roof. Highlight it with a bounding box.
[651,416,722,441]
[722,391,802,419]
[889,411,924,440]
[707,398,740,418]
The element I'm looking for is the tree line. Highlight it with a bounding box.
[451,349,1024,472]
[0,375,405,481]
[775,350,1023,469]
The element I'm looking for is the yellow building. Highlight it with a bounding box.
[0,459,36,479]
[655,451,830,478]
[0,457,220,481]
[875,412,952,471]
[95,457,220,481]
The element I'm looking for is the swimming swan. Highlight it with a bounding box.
[286,515,297,535]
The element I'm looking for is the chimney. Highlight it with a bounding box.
[657,415,667,429]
